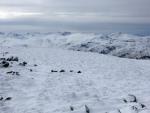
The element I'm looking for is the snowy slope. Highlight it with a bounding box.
[0,32,150,59]
[0,46,150,113]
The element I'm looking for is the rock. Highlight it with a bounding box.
[123,94,137,103]
[77,71,82,73]
[70,106,74,111]
[128,94,137,103]
[0,61,9,68]
[13,57,19,61]
[16,72,20,76]
[6,71,20,76]
[51,70,58,72]
[0,97,3,101]
[70,70,73,72]
[117,109,121,113]
[6,58,11,61]
[140,56,150,59]
[123,99,128,103]
[6,56,19,62]
[0,58,6,61]
[140,103,146,108]
[85,105,90,113]
[131,106,138,112]
[80,44,89,48]
[5,97,12,101]
[19,61,27,66]
[60,69,65,72]
[12,71,16,75]
[23,61,27,66]
[34,64,38,66]
[61,32,71,36]
[6,71,13,74]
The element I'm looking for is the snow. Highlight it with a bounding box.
[0,32,150,59]
[0,32,150,113]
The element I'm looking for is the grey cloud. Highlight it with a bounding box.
[0,0,150,32]
[1,0,150,17]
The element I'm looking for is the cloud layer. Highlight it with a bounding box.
[0,0,150,32]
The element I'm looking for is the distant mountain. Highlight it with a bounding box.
[0,32,150,59]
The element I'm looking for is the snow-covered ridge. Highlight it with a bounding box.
[0,32,150,59]
[0,47,150,113]
[1,32,150,113]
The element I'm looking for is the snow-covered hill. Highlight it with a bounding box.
[0,32,150,113]
[0,32,150,59]
[0,46,150,113]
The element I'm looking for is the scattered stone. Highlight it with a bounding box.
[117,109,122,113]
[80,44,89,48]
[6,56,19,62]
[85,105,90,113]
[6,71,13,74]
[23,61,27,65]
[34,64,38,66]
[0,97,3,101]
[7,56,13,61]
[140,103,146,108]
[61,32,71,36]
[5,97,12,101]
[60,69,65,72]
[131,106,138,112]
[51,70,58,72]
[30,69,33,72]
[19,61,27,66]
[0,61,9,68]
[70,70,73,72]
[6,71,20,76]
[16,72,20,76]
[123,98,128,103]
[13,57,19,62]
[77,71,82,73]
[70,106,74,111]
[12,71,16,75]
[123,94,137,103]
[128,94,137,103]
[0,58,6,61]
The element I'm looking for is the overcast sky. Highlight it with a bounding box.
[0,0,150,33]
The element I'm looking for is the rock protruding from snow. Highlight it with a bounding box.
[123,94,137,103]
[0,60,9,68]
[107,95,147,113]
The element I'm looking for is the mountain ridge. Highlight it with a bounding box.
[0,32,150,59]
